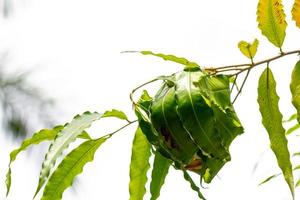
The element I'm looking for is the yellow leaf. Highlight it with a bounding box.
[238,39,259,59]
[292,0,300,28]
[257,0,287,48]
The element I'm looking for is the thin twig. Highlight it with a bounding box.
[232,68,251,104]
[105,120,138,138]
[204,49,300,75]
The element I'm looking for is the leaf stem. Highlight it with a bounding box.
[105,120,138,138]
[130,78,160,106]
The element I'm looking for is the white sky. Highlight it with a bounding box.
[0,0,300,199]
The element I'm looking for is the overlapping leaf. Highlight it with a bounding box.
[258,67,294,198]
[140,51,200,70]
[150,151,171,200]
[129,127,151,200]
[34,110,127,197]
[290,61,300,123]
[175,71,228,159]
[5,126,63,196]
[238,39,259,59]
[292,0,300,28]
[41,136,108,200]
[257,0,287,48]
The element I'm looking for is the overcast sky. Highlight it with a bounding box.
[0,0,300,199]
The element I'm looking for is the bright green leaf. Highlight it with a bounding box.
[150,151,171,200]
[283,114,298,123]
[292,0,300,28]
[182,169,206,200]
[129,127,151,200]
[259,173,281,185]
[257,0,287,48]
[258,67,294,198]
[290,61,300,123]
[238,39,259,59]
[103,109,129,121]
[296,179,300,187]
[286,124,300,135]
[140,51,200,71]
[5,126,63,196]
[34,112,103,197]
[41,136,108,200]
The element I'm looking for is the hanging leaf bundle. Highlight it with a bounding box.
[134,65,243,184]
[5,0,300,199]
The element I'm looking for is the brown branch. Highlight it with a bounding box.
[204,49,300,75]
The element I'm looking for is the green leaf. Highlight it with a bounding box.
[290,61,300,123]
[238,39,259,59]
[5,126,63,196]
[292,0,300,28]
[195,74,231,110]
[103,109,129,121]
[257,67,294,198]
[140,51,200,71]
[257,0,287,48]
[259,173,281,185]
[296,179,300,187]
[286,124,300,135]
[41,136,108,200]
[283,114,298,123]
[34,112,103,197]
[150,151,171,200]
[129,127,151,200]
[34,110,127,197]
[293,152,300,157]
[182,169,206,200]
[175,71,229,159]
[77,131,92,140]
[150,83,199,163]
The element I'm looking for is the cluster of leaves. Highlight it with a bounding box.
[5,0,300,200]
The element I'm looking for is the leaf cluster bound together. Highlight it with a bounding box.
[5,0,300,199]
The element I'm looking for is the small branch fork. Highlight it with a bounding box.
[204,50,300,76]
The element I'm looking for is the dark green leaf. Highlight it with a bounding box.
[41,136,108,200]
[129,127,151,200]
[175,71,229,159]
[150,83,198,163]
[258,67,294,198]
[150,151,171,200]
[290,61,300,123]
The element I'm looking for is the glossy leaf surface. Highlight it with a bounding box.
[257,0,287,48]
[175,71,228,159]
[258,67,294,198]
[151,83,198,163]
